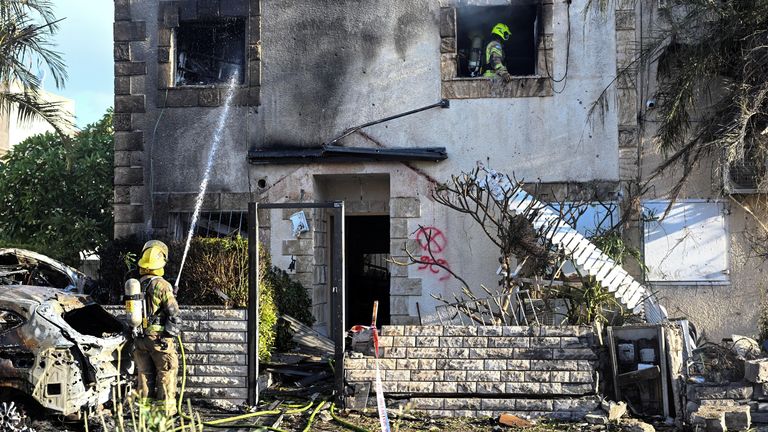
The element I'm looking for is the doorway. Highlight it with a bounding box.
[345,216,390,326]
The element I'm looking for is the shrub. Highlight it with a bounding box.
[96,236,312,360]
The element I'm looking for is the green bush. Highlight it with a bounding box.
[97,236,312,360]
[0,111,114,266]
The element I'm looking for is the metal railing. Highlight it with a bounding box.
[434,290,540,326]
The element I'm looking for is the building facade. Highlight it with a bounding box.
[113,0,764,340]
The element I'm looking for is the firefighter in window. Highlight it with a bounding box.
[483,23,514,83]
[131,240,182,415]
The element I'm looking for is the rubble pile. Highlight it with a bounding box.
[685,337,768,431]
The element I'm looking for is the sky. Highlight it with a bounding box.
[44,1,114,128]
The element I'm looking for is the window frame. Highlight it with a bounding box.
[173,17,248,88]
[439,1,554,99]
[155,0,260,108]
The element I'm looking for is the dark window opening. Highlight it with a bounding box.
[456,5,539,77]
[46,383,61,396]
[175,18,246,86]
[345,216,390,327]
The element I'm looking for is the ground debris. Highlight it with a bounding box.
[498,413,533,427]
[601,399,627,421]
[620,418,655,432]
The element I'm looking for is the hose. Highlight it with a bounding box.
[301,400,326,432]
[172,333,313,432]
[330,403,373,432]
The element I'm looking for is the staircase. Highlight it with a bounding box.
[477,168,667,323]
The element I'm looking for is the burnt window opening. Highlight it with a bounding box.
[0,254,73,289]
[63,305,124,337]
[175,18,246,86]
[456,4,540,78]
[170,211,248,240]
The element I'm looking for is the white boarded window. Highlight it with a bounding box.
[643,200,728,283]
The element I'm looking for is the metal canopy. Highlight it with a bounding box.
[247,201,346,405]
[247,145,448,165]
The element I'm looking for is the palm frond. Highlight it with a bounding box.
[0,90,74,136]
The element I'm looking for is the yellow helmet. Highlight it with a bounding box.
[138,240,168,270]
[491,23,511,41]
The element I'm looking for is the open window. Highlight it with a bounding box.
[456,4,540,77]
[175,18,246,86]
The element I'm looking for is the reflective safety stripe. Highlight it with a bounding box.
[147,324,165,332]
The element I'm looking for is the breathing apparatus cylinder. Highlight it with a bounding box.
[124,278,143,328]
[468,33,483,77]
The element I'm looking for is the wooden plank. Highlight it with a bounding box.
[282,314,335,355]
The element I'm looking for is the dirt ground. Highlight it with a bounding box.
[22,403,674,432]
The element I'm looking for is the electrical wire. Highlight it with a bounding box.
[543,1,572,93]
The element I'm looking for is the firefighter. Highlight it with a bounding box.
[133,240,182,416]
[483,23,513,83]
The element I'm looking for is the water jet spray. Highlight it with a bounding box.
[174,76,239,289]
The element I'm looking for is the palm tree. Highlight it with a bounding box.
[0,0,72,135]
[649,0,768,196]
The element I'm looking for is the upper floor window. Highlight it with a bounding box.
[456,5,539,78]
[440,2,553,99]
[175,18,246,86]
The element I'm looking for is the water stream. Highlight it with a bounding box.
[174,77,239,287]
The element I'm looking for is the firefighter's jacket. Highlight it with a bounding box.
[139,275,182,336]
[483,39,510,78]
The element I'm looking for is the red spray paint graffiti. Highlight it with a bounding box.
[413,226,451,282]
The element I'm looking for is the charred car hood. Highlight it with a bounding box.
[0,285,130,416]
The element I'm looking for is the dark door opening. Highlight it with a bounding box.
[345,216,390,327]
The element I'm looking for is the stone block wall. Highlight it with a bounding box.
[344,325,601,419]
[107,305,248,408]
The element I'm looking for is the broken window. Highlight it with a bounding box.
[175,18,246,86]
[643,201,729,283]
[455,4,540,77]
[170,211,248,240]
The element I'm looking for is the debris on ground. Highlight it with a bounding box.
[620,418,656,432]
[498,413,533,427]
[601,399,627,421]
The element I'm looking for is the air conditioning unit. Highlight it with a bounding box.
[724,155,766,194]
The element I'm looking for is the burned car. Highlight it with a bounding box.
[0,248,94,293]
[0,285,130,417]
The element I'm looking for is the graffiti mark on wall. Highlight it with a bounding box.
[415,226,447,253]
[413,226,451,282]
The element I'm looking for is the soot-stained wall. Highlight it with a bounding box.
[117,0,623,328]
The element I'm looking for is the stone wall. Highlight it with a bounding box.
[344,325,601,419]
[107,305,248,408]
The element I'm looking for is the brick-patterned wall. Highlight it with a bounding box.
[107,306,247,408]
[345,325,601,419]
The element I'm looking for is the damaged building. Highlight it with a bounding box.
[114,0,766,374]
